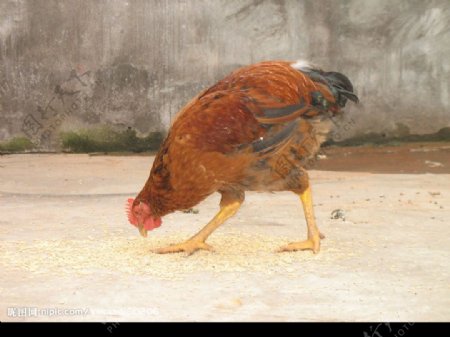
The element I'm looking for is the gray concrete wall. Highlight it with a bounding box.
[0,0,449,150]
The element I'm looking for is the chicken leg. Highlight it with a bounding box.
[153,191,244,255]
[278,185,324,253]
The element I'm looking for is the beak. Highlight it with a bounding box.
[136,201,148,237]
[138,225,148,238]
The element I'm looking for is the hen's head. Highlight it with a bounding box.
[126,198,162,237]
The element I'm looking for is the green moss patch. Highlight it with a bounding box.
[0,137,35,153]
[61,127,163,153]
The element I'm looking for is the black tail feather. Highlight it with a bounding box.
[300,68,359,108]
[323,71,359,106]
[251,121,298,154]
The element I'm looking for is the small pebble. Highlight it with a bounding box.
[331,209,346,221]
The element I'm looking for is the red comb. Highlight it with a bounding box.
[126,198,138,226]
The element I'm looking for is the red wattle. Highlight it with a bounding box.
[143,217,162,230]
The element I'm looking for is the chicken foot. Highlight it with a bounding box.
[152,191,244,255]
[278,185,323,254]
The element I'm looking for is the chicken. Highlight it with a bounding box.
[126,60,358,255]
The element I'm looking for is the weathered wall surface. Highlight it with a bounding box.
[0,0,449,149]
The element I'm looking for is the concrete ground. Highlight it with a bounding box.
[1,144,449,321]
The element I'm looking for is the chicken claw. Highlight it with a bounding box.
[278,186,323,254]
[277,235,321,254]
[152,240,214,255]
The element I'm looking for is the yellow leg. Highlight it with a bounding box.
[278,185,323,254]
[153,191,243,255]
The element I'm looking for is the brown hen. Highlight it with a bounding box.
[127,60,358,255]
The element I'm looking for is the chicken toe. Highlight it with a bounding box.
[152,240,214,255]
[277,235,321,254]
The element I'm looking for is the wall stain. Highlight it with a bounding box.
[0,0,449,151]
